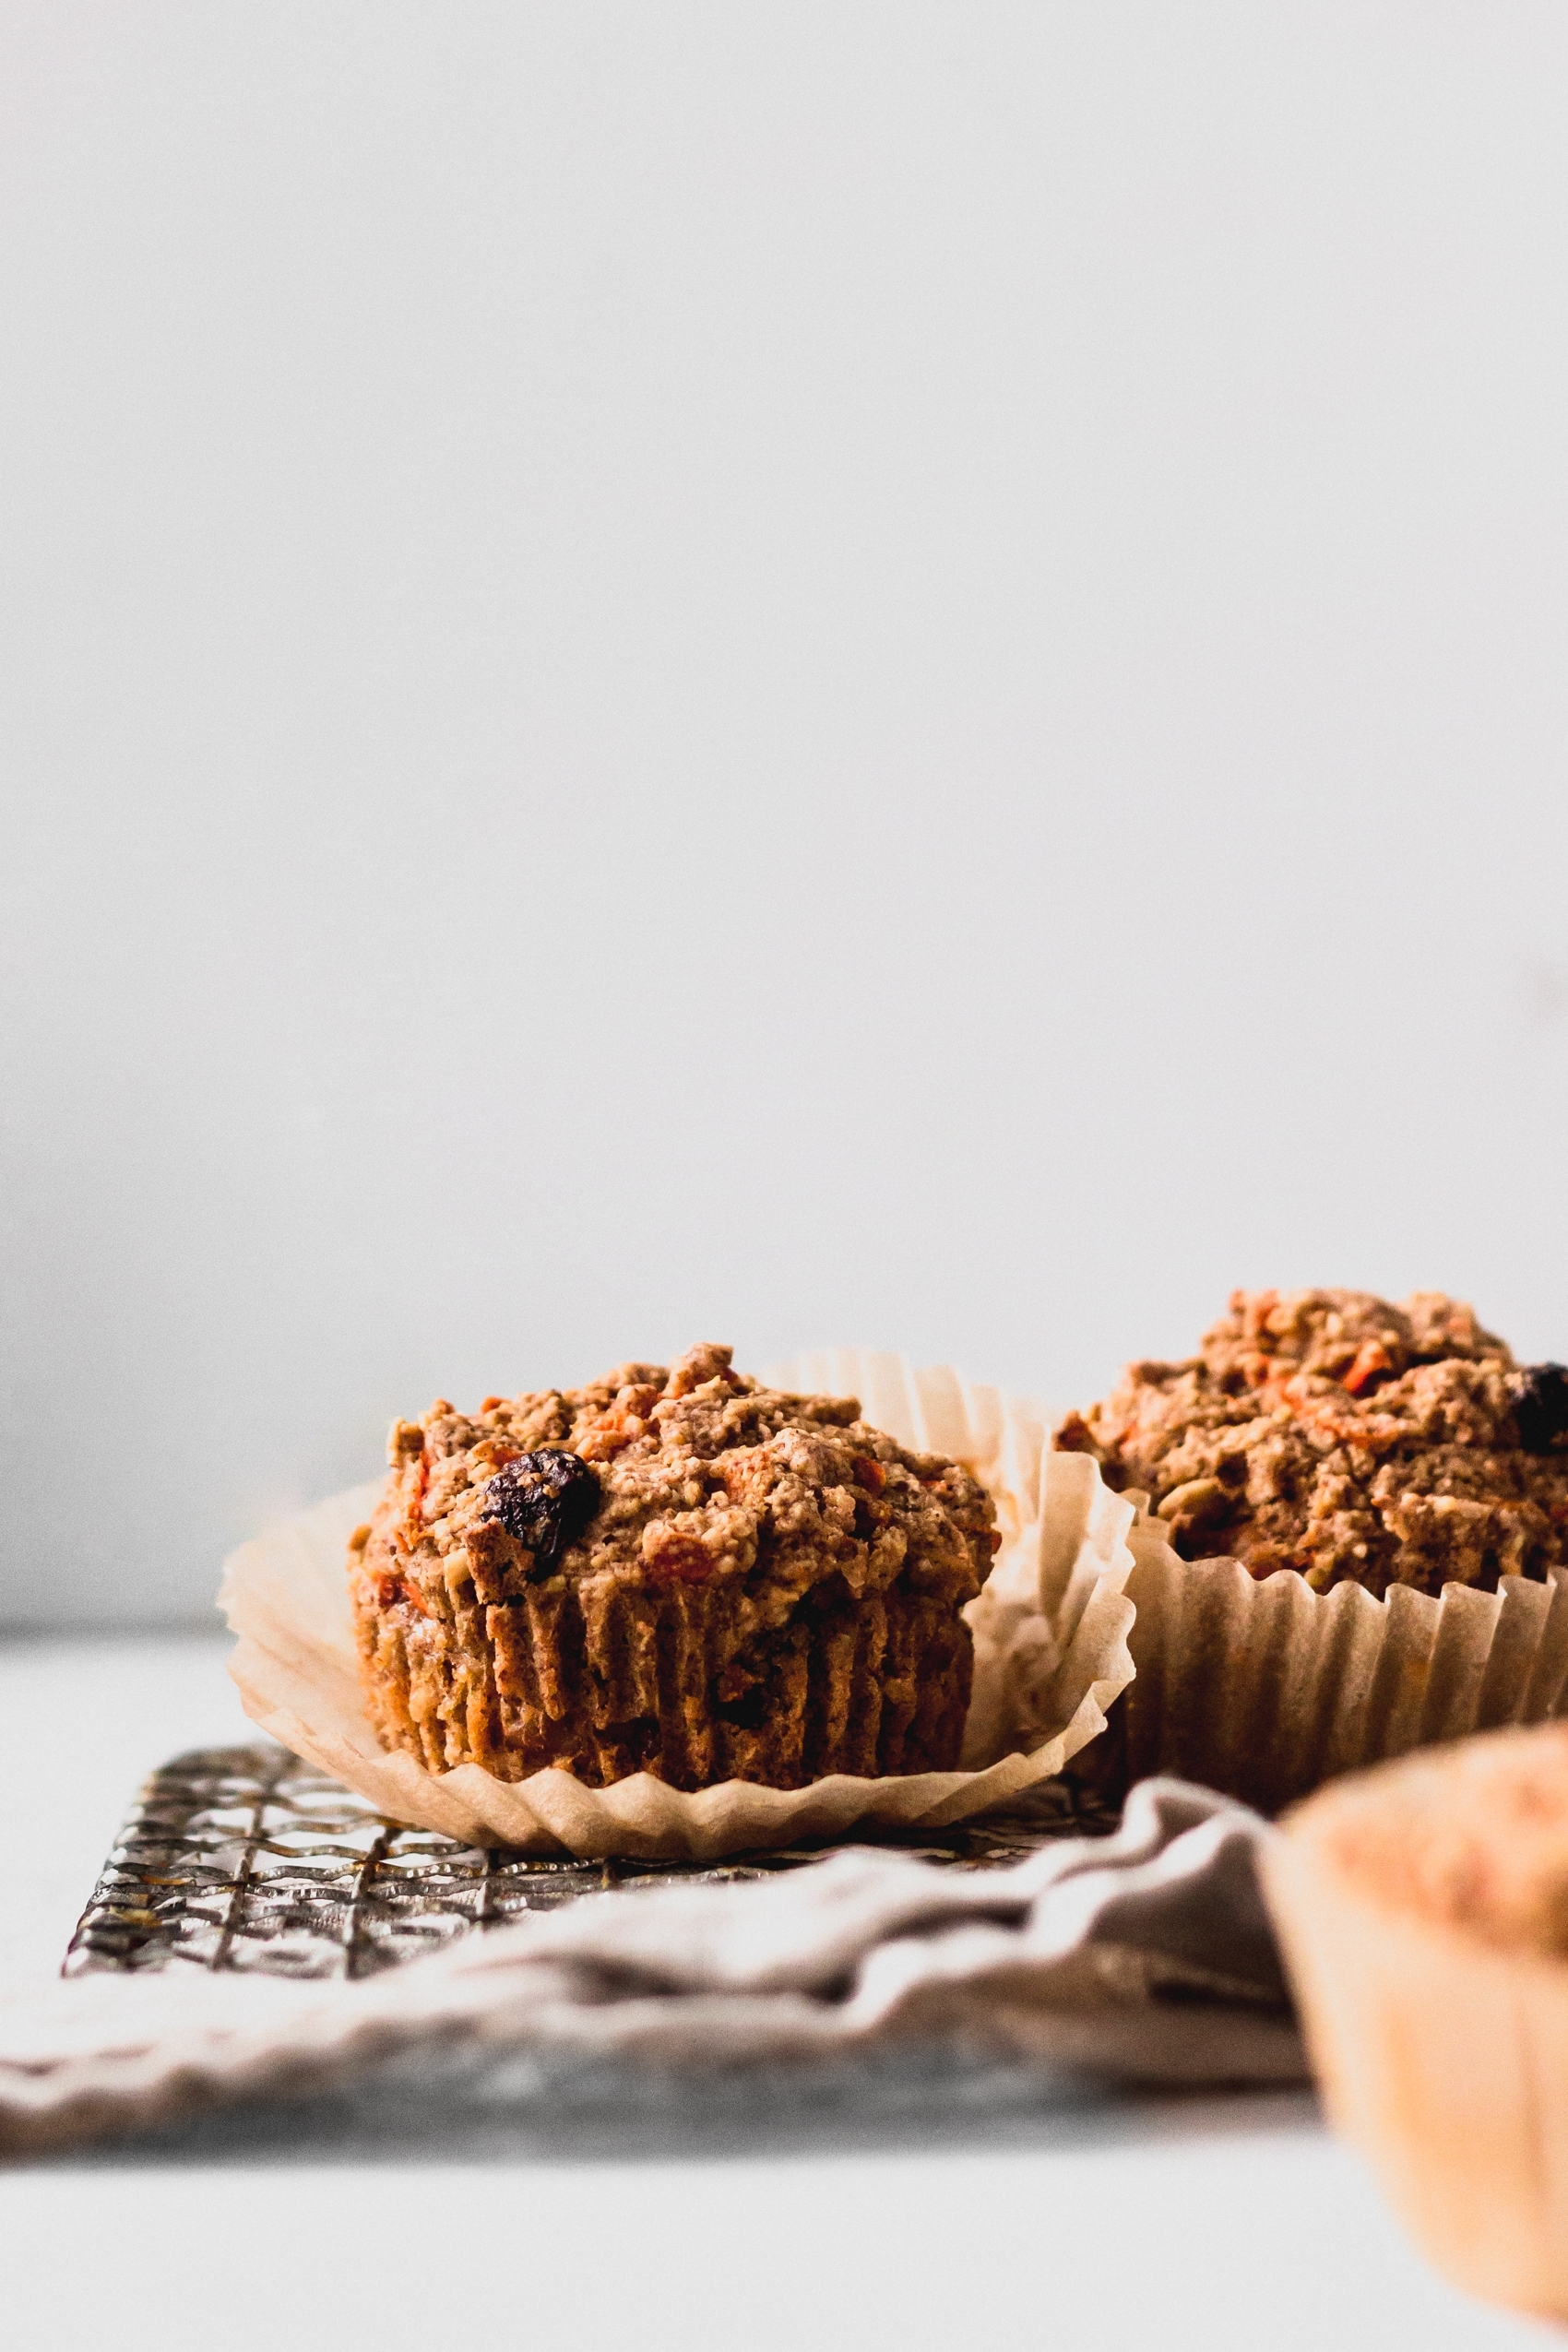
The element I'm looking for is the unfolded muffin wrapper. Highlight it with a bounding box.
[1114,1509,1568,1815]
[220,1350,1138,1860]
[1264,1755,1568,2321]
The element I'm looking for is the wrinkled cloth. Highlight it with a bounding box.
[1,1780,1304,2156]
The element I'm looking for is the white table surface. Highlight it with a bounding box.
[0,1636,1554,2352]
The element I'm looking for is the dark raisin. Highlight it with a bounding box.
[1511,1364,1568,1453]
[482,1448,600,1571]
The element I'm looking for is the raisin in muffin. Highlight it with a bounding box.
[1057,1289,1568,1597]
[349,1343,999,1790]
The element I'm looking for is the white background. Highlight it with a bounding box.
[6,3,1568,1625]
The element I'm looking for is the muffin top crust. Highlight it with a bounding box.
[1057,1289,1568,1597]
[1306,1723,1568,1959]
[356,1342,998,1650]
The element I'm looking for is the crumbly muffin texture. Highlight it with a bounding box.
[350,1342,999,1789]
[1057,1289,1568,1598]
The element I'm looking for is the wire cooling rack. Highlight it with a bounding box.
[63,1745,1121,1983]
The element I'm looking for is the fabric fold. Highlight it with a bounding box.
[2,1778,1304,2156]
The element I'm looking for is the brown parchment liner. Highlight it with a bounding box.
[1108,1502,1568,1815]
[1265,1734,1568,2322]
[220,1351,1137,1860]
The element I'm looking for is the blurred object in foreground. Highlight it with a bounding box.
[1267,1720,1568,2322]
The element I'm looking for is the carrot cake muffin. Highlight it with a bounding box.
[1295,1719,1568,1957]
[349,1343,1000,1789]
[1057,1289,1568,1597]
[1267,1723,1568,2318]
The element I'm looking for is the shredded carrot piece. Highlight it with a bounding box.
[1261,1365,1399,1451]
[1341,1341,1393,1396]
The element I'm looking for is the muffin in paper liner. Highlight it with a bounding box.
[1264,1724,1568,2322]
[220,1351,1137,1860]
[1088,1503,1568,1816]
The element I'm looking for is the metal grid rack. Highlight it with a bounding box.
[64,1745,1121,1983]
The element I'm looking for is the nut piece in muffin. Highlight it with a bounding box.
[1057,1289,1568,1597]
[349,1343,1000,1790]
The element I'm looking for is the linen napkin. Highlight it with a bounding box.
[0,1778,1304,2156]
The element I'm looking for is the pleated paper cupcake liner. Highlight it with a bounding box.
[1102,1503,1568,1815]
[220,1350,1137,1860]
